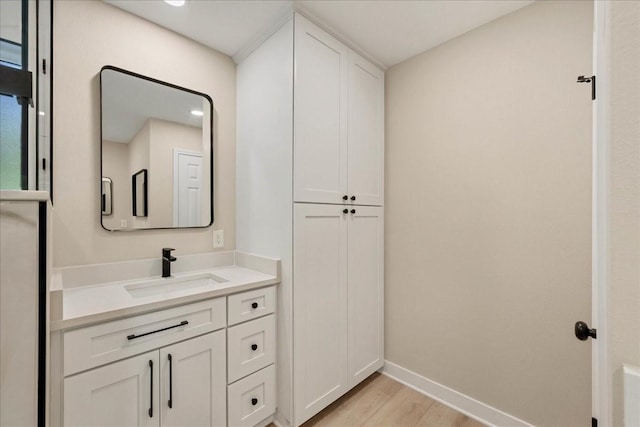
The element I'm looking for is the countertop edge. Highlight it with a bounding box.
[51,278,279,331]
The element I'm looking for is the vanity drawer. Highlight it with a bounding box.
[227,286,276,326]
[227,314,276,383]
[228,365,276,427]
[64,297,226,376]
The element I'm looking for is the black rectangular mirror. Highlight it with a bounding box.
[100,65,213,231]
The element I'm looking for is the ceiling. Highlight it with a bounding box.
[105,0,534,68]
[102,68,207,143]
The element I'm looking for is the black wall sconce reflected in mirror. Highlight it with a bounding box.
[101,177,112,215]
[132,169,148,217]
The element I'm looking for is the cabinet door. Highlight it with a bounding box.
[293,203,348,424]
[293,14,349,204]
[347,206,384,387]
[160,330,226,427]
[64,351,159,427]
[347,53,384,206]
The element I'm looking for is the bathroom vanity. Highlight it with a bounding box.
[49,251,279,427]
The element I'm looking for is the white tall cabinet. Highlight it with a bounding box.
[236,12,384,427]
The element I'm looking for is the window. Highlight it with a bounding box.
[0,0,52,193]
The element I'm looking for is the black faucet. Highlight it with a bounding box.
[162,248,177,278]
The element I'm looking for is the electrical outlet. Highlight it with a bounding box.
[213,229,224,248]
[120,219,127,228]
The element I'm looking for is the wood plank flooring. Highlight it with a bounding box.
[296,373,485,427]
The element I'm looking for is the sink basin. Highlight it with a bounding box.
[125,272,228,298]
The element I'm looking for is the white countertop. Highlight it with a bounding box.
[51,251,280,330]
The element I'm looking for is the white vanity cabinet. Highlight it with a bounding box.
[64,351,160,427]
[64,331,226,427]
[56,285,277,427]
[293,16,384,206]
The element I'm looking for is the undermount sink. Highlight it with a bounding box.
[124,272,228,298]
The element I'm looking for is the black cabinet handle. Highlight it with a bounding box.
[343,209,348,214]
[168,354,173,409]
[127,321,188,340]
[251,302,258,309]
[251,398,258,406]
[350,209,356,214]
[350,196,356,201]
[342,195,348,200]
[148,360,154,418]
[251,344,258,351]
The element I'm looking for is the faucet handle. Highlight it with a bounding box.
[162,248,176,257]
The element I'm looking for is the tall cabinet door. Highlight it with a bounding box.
[347,206,384,387]
[293,203,348,425]
[160,331,226,427]
[64,351,159,427]
[293,14,349,205]
[347,53,385,206]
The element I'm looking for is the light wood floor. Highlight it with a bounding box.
[277,373,485,427]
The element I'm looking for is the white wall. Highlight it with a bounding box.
[53,0,235,267]
[607,1,640,425]
[385,2,593,426]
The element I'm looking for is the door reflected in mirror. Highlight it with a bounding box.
[100,66,213,231]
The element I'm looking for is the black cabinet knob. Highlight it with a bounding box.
[251,344,258,351]
[251,302,258,309]
[342,195,348,200]
[343,209,348,214]
[350,196,356,201]
[350,209,356,214]
[251,398,258,406]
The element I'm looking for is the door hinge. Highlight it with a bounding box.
[592,417,597,427]
[42,59,46,75]
[577,75,596,100]
[42,158,46,171]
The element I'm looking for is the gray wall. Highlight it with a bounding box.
[385,2,593,425]
[608,1,640,425]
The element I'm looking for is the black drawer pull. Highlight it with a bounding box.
[251,302,258,309]
[168,354,173,409]
[251,344,258,351]
[149,360,154,418]
[127,321,189,341]
[251,398,258,406]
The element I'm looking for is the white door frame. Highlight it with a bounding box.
[173,149,203,227]
[592,1,611,425]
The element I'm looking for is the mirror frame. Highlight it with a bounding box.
[99,65,214,231]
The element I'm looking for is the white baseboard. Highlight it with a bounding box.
[381,361,533,427]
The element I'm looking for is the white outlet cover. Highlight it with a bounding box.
[213,229,224,248]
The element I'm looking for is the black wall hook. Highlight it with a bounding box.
[577,75,596,100]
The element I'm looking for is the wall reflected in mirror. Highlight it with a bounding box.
[100,66,213,231]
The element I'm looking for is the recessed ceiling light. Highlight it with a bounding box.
[164,0,185,6]
[190,110,204,117]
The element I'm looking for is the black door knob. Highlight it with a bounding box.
[251,344,258,351]
[350,196,356,201]
[251,398,258,406]
[251,302,258,309]
[342,195,348,200]
[350,209,356,214]
[575,321,597,341]
[343,209,349,214]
